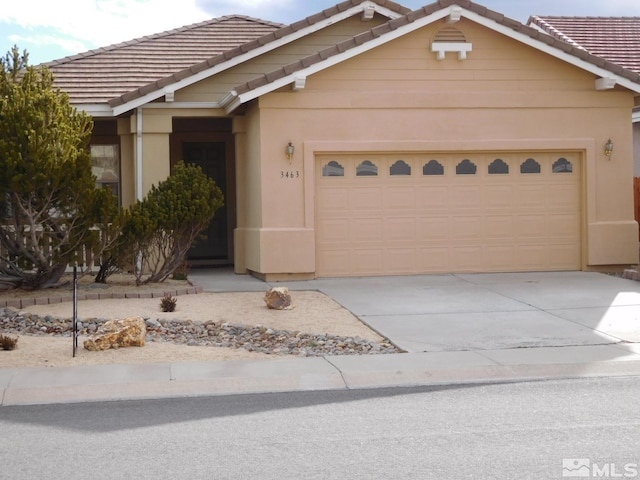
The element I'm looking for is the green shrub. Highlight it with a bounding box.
[123,161,223,285]
[0,46,119,289]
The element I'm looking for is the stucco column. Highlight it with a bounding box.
[233,116,248,273]
[138,109,172,196]
[117,118,135,207]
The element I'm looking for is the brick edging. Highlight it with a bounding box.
[0,286,203,310]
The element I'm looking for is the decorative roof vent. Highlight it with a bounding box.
[431,27,472,60]
[434,27,466,43]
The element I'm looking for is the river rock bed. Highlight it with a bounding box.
[0,308,400,357]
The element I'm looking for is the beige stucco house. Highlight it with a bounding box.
[527,16,640,178]
[48,0,640,280]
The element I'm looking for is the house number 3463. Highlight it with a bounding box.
[280,171,300,179]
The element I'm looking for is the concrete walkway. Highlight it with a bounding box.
[2,270,640,406]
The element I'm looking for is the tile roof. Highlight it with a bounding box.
[230,0,640,104]
[108,0,411,109]
[47,15,284,104]
[47,0,640,111]
[529,16,640,74]
[45,0,409,108]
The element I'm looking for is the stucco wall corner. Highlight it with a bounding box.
[259,228,316,274]
[587,221,640,265]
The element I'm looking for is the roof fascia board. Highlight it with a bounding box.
[462,10,640,93]
[113,91,178,116]
[226,9,451,112]
[112,1,404,116]
[76,104,115,116]
[143,101,221,109]
[77,101,222,116]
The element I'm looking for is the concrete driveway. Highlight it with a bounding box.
[188,270,640,354]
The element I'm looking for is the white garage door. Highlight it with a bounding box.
[315,152,581,277]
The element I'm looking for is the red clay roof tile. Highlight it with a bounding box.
[530,16,640,73]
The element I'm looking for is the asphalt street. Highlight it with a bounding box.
[2,376,639,479]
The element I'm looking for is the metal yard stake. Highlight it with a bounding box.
[72,266,78,357]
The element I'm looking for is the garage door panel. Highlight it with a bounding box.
[351,218,383,242]
[450,186,483,209]
[316,153,581,277]
[418,217,450,241]
[318,250,350,277]
[350,187,383,210]
[450,246,484,270]
[450,216,483,239]
[317,219,349,243]
[515,215,548,237]
[483,185,514,209]
[484,215,515,239]
[517,185,547,209]
[547,184,579,207]
[385,217,416,241]
[385,248,417,274]
[386,187,416,209]
[517,245,548,269]
[318,188,348,211]
[547,214,580,237]
[418,186,449,210]
[546,245,581,269]
[351,249,384,275]
[419,247,451,270]
[484,246,515,270]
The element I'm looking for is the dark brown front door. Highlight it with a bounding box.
[183,142,230,263]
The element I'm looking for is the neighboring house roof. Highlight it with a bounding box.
[528,16,640,74]
[221,0,640,113]
[47,15,284,105]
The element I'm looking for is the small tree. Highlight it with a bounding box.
[92,192,129,284]
[0,46,119,290]
[122,161,223,285]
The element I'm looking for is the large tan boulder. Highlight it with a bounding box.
[264,287,294,310]
[84,317,146,351]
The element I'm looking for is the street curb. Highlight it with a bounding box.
[2,356,640,407]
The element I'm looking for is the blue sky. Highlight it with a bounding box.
[2,0,640,65]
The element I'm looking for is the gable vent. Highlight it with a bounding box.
[433,27,467,43]
[431,27,472,61]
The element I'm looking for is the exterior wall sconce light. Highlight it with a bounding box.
[604,138,614,159]
[286,142,295,163]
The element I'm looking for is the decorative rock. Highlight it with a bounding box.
[622,268,640,281]
[264,287,294,310]
[145,318,162,329]
[0,308,400,356]
[84,317,146,351]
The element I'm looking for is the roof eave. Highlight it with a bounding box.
[462,9,640,93]
[226,4,640,112]
[75,104,115,117]
[111,0,406,116]
[225,8,451,113]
